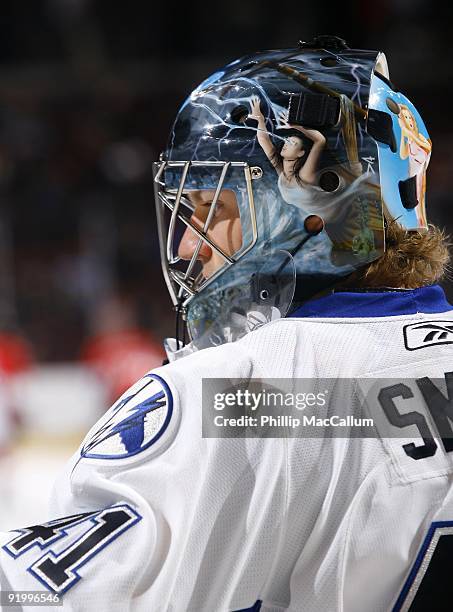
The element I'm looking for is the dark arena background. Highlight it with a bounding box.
[0,0,451,526]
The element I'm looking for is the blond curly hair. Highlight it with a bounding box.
[342,222,451,289]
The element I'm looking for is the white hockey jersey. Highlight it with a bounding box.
[2,284,453,612]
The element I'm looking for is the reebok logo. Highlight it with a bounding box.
[403,320,453,351]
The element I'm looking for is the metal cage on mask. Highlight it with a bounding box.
[153,159,298,351]
[153,160,260,309]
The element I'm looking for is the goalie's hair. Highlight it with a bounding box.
[342,222,451,289]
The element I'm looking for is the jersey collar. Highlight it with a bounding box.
[288,285,453,319]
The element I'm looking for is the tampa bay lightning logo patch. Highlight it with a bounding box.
[81,373,173,460]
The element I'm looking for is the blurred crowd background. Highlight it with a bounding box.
[0,0,452,528]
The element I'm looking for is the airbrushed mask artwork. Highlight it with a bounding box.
[153,36,431,354]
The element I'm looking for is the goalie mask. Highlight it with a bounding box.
[153,35,431,357]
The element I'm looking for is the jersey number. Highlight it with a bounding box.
[2,504,141,593]
[393,521,453,611]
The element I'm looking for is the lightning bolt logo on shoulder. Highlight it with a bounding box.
[81,373,174,460]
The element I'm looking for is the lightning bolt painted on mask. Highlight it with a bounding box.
[170,75,288,161]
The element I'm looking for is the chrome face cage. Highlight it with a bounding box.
[153,160,259,312]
